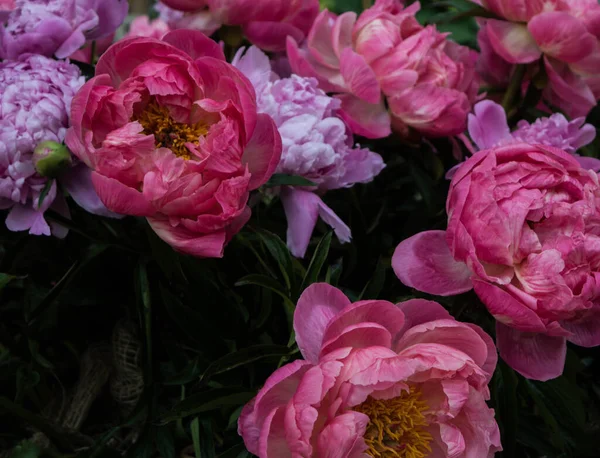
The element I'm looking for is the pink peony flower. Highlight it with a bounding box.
[0,0,128,59]
[476,22,512,88]
[154,1,220,38]
[0,54,114,236]
[65,31,282,258]
[287,0,480,139]
[0,0,15,22]
[393,143,600,381]
[467,100,599,167]
[233,46,385,257]
[125,16,170,40]
[159,0,319,52]
[239,283,502,457]
[474,0,600,117]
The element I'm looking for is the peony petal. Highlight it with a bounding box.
[5,205,51,236]
[91,172,155,216]
[335,94,391,139]
[496,323,566,381]
[339,47,381,104]
[562,312,600,347]
[468,100,512,150]
[293,283,351,363]
[574,155,600,172]
[393,230,474,296]
[280,187,320,259]
[162,29,226,61]
[486,19,541,64]
[316,199,352,244]
[242,113,282,190]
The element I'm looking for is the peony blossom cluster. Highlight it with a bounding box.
[159,0,320,52]
[233,46,385,257]
[474,0,600,117]
[287,0,479,139]
[0,54,114,236]
[65,31,282,258]
[239,283,502,457]
[393,144,600,381]
[0,0,128,59]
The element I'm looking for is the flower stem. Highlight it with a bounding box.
[502,64,527,115]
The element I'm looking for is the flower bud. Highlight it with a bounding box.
[33,141,72,177]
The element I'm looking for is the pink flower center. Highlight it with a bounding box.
[354,386,432,458]
[136,100,208,160]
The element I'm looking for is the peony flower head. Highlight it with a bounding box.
[239,283,502,457]
[393,143,600,381]
[159,0,319,52]
[125,15,170,40]
[474,0,600,117]
[0,0,128,59]
[154,1,220,37]
[233,46,385,257]
[287,0,480,139]
[65,31,282,258]
[0,55,84,236]
[467,100,599,169]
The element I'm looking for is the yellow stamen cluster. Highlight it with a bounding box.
[355,386,432,458]
[136,101,208,160]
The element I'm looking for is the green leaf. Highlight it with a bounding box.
[235,274,295,319]
[300,231,332,291]
[200,345,292,384]
[256,229,294,291]
[217,444,247,458]
[0,273,15,292]
[155,425,176,458]
[37,179,54,207]
[10,441,41,458]
[524,380,564,449]
[160,390,255,423]
[359,259,386,300]
[265,174,316,188]
[191,418,202,458]
[496,361,518,458]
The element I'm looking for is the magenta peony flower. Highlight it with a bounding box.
[239,283,502,457]
[159,0,319,52]
[233,46,385,257]
[393,143,600,381]
[0,0,128,59]
[125,16,170,40]
[287,0,479,139]
[154,1,220,38]
[65,31,282,258]
[467,100,599,168]
[474,0,600,117]
[0,54,114,236]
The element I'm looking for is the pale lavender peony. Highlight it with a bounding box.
[0,0,128,59]
[467,100,599,170]
[0,55,114,236]
[233,46,385,257]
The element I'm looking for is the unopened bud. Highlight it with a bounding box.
[33,141,72,177]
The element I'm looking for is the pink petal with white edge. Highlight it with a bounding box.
[468,100,512,150]
[486,19,541,64]
[293,283,351,363]
[91,172,155,216]
[336,93,391,139]
[528,12,596,64]
[562,310,600,347]
[496,323,566,381]
[392,230,474,296]
[339,47,381,104]
[242,113,282,190]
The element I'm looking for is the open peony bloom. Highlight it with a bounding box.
[466,100,599,169]
[239,283,502,457]
[0,0,128,59]
[287,0,479,139]
[154,1,221,38]
[159,0,319,52]
[474,0,600,117]
[0,55,115,237]
[233,46,385,257]
[65,31,282,258]
[125,16,170,40]
[393,143,600,381]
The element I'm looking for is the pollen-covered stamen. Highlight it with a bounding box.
[354,386,432,458]
[136,101,208,160]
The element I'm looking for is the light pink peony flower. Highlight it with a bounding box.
[393,143,600,381]
[287,0,480,139]
[125,16,170,40]
[159,0,319,52]
[65,31,282,258]
[0,0,128,59]
[154,1,220,38]
[239,283,502,457]
[474,0,600,117]
[0,54,115,237]
[233,46,385,257]
[467,100,599,167]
